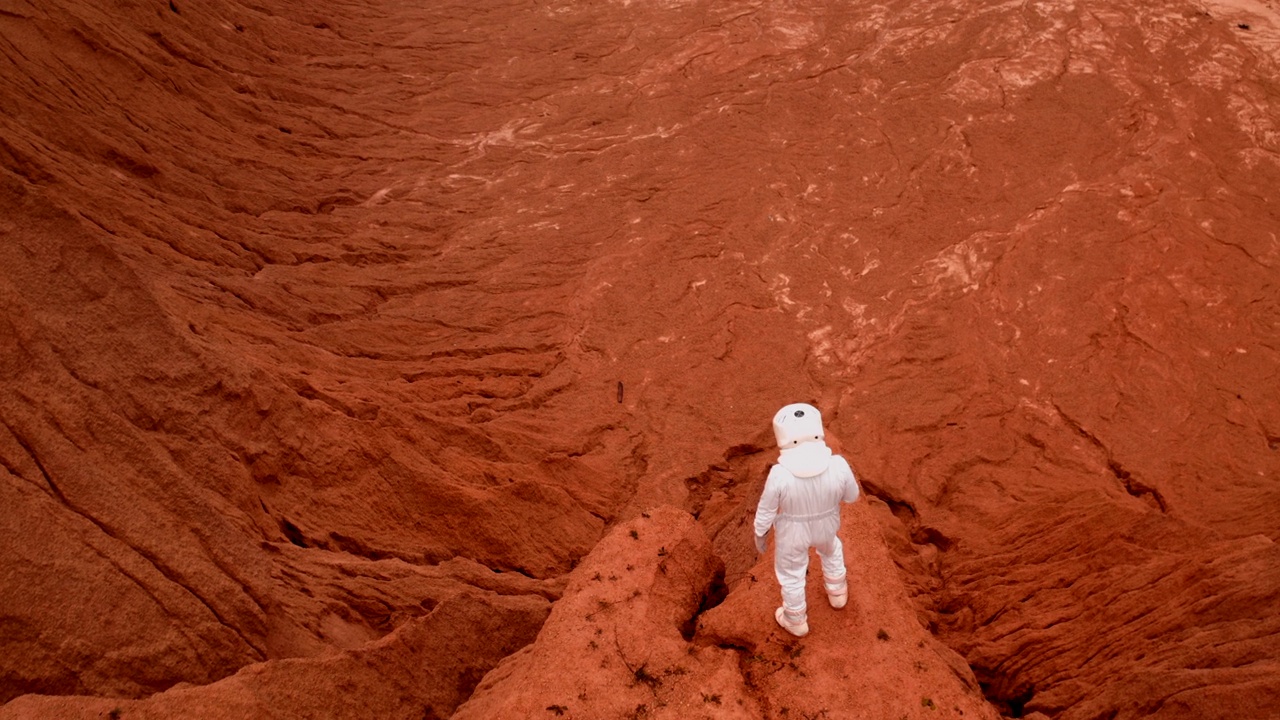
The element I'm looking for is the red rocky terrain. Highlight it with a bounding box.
[2,0,1278,717]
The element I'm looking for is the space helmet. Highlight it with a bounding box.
[772,403,832,478]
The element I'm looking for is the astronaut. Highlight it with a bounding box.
[754,402,861,637]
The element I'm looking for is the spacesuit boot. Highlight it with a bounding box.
[825,575,848,609]
[775,606,809,637]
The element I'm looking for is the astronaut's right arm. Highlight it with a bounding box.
[840,457,861,504]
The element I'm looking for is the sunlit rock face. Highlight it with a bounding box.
[1,0,1277,717]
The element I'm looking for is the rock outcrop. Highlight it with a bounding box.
[454,505,998,720]
[452,507,753,719]
[1,589,548,720]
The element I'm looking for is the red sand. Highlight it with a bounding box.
[1,0,1278,717]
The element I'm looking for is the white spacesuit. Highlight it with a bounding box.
[754,403,861,637]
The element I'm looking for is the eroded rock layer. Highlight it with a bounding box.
[2,0,1278,717]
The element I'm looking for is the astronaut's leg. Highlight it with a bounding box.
[773,535,810,636]
[814,534,848,609]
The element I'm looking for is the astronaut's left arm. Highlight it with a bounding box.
[753,468,784,539]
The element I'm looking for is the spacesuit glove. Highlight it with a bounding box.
[754,532,768,554]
